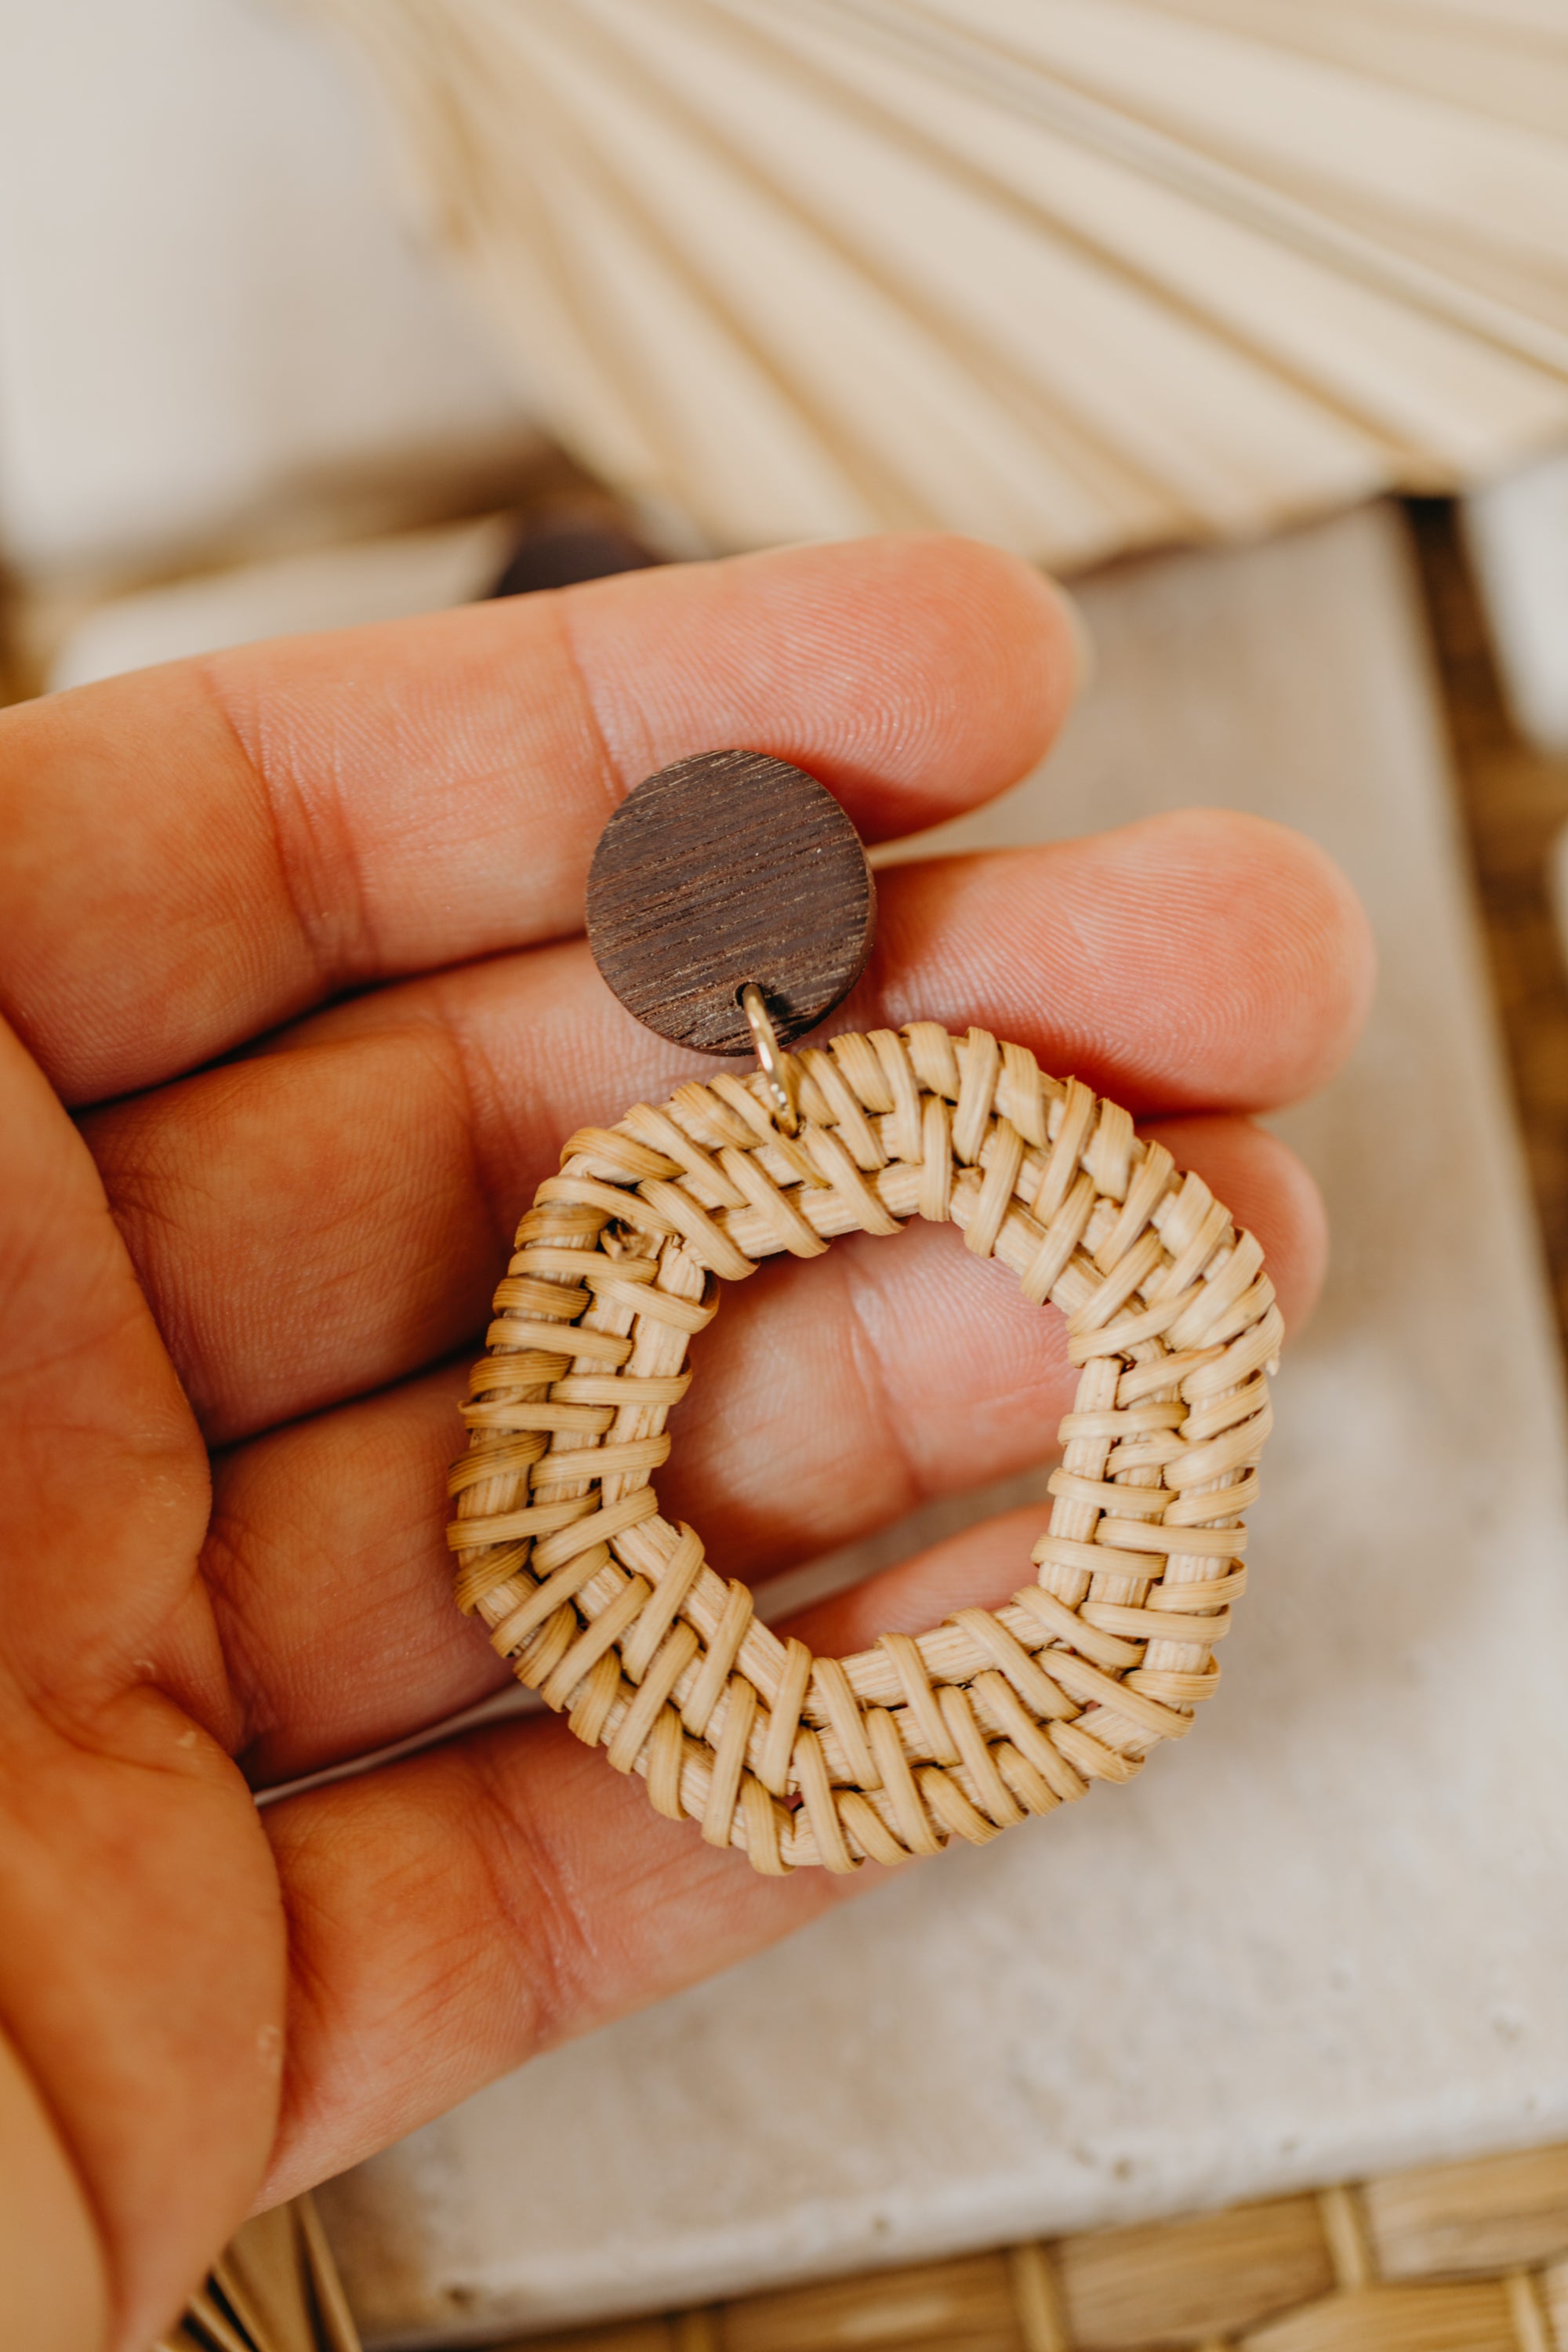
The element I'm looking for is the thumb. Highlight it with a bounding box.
[0,1014,205,1702]
[0,1018,281,2349]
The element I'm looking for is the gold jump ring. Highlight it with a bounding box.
[739,982,800,1136]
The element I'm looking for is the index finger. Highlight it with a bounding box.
[0,534,1080,1105]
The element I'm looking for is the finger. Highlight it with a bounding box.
[786,1501,1053,1661]
[0,535,1078,1105]
[873,810,1374,1116]
[258,1709,852,2207]
[212,1114,1323,1788]
[86,815,1370,1443]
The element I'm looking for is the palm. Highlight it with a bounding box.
[0,537,1369,2352]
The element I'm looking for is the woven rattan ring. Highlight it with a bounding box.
[448,1022,1279,1874]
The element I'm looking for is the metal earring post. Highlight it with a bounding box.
[739,982,800,1135]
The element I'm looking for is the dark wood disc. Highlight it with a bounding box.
[586,750,876,1055]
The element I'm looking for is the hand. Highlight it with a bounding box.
[0,535,1371,2350]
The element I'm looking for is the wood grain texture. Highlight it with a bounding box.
[585,750,875,1054]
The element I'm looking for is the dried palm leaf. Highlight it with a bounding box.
[311,0,1568,565]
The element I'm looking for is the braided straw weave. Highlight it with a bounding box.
[448,1025,1279,1872]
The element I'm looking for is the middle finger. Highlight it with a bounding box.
[85,812,1367,1445]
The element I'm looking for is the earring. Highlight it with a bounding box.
[449,753,1278,1873]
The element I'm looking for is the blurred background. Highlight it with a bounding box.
[5,5,1568,2350]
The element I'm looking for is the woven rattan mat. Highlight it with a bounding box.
[195,2140,1568,2351]
[474,2139,1568,2352]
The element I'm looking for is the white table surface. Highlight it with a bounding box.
[296,503,1568,2344]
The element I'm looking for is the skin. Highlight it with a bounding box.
[0,533,1374,2352]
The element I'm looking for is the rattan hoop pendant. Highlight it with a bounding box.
[448,756,1279,1873]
